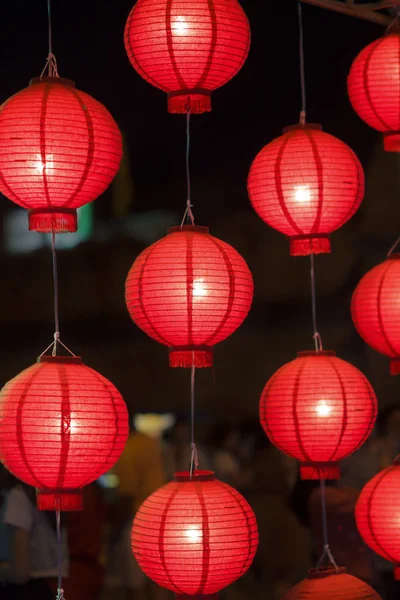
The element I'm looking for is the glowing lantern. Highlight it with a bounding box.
[247,124,364,255]
[0,77,122,232]
[131,471,258,596]
[124,0,251,113]
[259,351,377,480]
[352,255,400,375]
[283,567,381,600]
[348,33,400,152]
[356,461,400,579]
[0,356,129,510]
[125,225,254,368]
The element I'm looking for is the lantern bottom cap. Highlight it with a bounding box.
[390,358,400,375]
[168,90,211,114]
[394,565,400,580]
[175,595,218,599]
[384,132,400,153]
[28,208,78,233]
[290,234,331,256]
[36,488,83,511]
[300,462,340,480]
[169,348,213,368]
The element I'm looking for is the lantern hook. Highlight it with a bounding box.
[316,479,340,572]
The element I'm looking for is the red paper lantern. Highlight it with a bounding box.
[0,76,122,233]
[352,255,400,375]
[124,0,250,114]
[348,33,400,152]
[356,461,400,579]
[131,470,258,597]
[283,567,381,600]
[247,124,364,256]
[125,225,254,368]
[0,356,129,511]
[259,351,377,480]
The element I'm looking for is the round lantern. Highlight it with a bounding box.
[125,225,254,368]
[0,356,129,511]
[348,33,400,152]
[283,567,381,600]
[352,255,400,375]
[247,124,364,256]
[131,470,258,596]
[124,0,250,114]
[0,76,123,233]
[356,461,400,579]
[259,351,377,480]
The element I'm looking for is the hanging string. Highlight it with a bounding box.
[310,253,323,352]
[316,480,339,571]
[298,1,307,125]
[40,0,59,79]
[386,3,400,34]
[181,110,195,227]
[387,235,400,257]
[55,508,65,600]
[189,356,199,478]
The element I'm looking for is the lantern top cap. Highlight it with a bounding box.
[307,567,346,580]
[168,225,210,235]
[38,356,83,365]
[30,76,76,88]
[297,350,336,358]
[173,470,215,482]
[283,123,323,134]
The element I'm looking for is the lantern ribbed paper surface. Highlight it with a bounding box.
[356,462,400,579]
[247,124,364,256]
[0,356,129,510]
[131,471,258,596]
[0,77,122,232]
[259,351,377,480]
[125,225,254,368]
[283,568,381,600]
[124,0,250,114]
[348,34,400,152]
[352,255,400,375]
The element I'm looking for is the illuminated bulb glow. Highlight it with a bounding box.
[34,154,54,175]
[173,16,189,35]
[294,186,310,203]
[193,278,207,297]
[316,400,332,417]
[185,528,202,543]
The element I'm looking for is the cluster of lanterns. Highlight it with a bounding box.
[0,0,400,597]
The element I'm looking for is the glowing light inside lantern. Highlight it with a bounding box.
[193,278,207,297]
[185,527,202,543]
[173,16,189,35]
[316,400,332,418]
[294,186,310,203]
[34,154,54,175]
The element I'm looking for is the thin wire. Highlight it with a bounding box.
[316,480,339,571]
[298,1,307,125]
[55,508,64,599]
[51,233,60,356]
[388,235,400,257]
[180,110,195,227]
[189,358,198,478]
[47,0,53,57]
[310,253,323,352]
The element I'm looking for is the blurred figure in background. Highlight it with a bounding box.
[105,422,166,600]
[207,421,252,489]
[163,417,209,479]
[0,465,69,600]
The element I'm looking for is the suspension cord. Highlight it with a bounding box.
[298,1,307,125]
[181,110,195,226]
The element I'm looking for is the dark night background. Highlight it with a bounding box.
[0,0,399,421]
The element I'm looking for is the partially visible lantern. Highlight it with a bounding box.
[348,33,400,152]
[247,124,364,256]
[124,0,251,114]
[356,461,400,579]
[283,567,381,600]
[352,255,400,375]
[0,356,129,510]
[259,351,377,480]
[125,225,254,368]
[131,471,258,596]
[0,76,123,232]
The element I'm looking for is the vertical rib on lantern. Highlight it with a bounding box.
[124,0,251,113]
[259,351,377,480]
[356,461,400,580]
[283,567,381,600]
[247,124,364,255]
[348,33,400,152]
[351,255,400,375]
[0,356,129,510]
[0,77,122,232]
[125,225,254,368]
[131,471,258,596]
